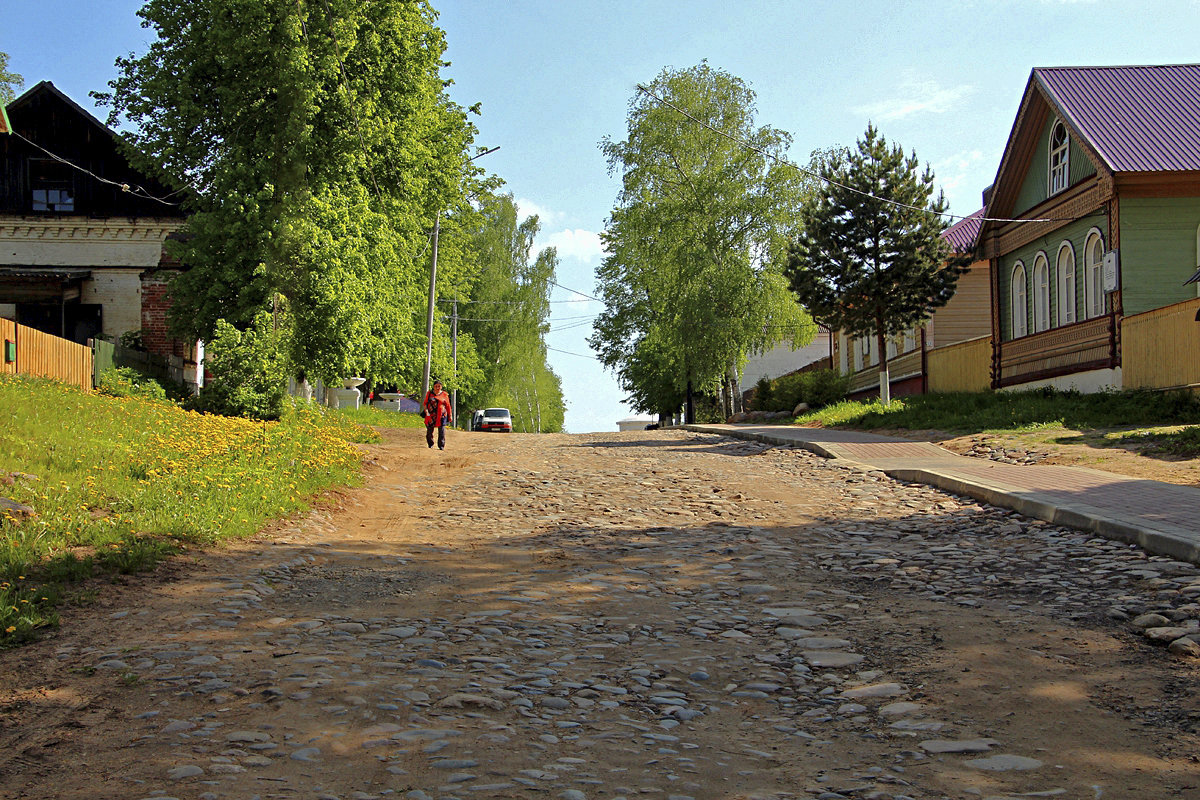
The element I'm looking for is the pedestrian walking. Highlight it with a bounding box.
[423,379,452,450]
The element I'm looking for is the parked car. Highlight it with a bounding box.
[478,407,513,432]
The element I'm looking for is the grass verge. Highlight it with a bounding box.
[0,375,378,646]
[793,388,1200,454]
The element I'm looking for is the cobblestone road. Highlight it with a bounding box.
[2,430,1199,800]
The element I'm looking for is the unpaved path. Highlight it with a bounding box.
[2,429,1199,799]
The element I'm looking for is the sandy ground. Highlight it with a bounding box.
[0,428,1198,799]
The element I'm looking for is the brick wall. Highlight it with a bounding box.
[140,269,184,358]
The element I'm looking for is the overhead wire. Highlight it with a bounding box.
[635,83,1081,225]
[13,131,184,207]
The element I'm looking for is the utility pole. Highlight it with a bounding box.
[451,297,458,425]
[421,212,440,401]
[420,146,499,406]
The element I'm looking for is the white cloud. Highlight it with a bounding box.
[513,196,565,228]
[541,228,605,263]
[933,149,992,215]
[854,76,975,122]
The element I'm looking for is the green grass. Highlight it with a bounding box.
[0,375,379,646]
[793,388,1200,436]
[330,404,425,429]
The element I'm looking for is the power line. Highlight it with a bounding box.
[13,131,184,207]
[547,344,601,360]
[635,83,1078,226]
[550,279,603,303]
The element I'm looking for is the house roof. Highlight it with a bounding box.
[1034,65,1200,173]
[941,209,984,253]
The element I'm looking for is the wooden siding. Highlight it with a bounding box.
[929,259,991,348]
[1118,197,1200,316]
[997,314,1115,387]
[1121,297,1200,390]
[986,181,1103,259]
[848,348,922,394]
[1,320,92,389]
[927,336,992,393]
[996,214,1112,340]
[1014,113,1099,216]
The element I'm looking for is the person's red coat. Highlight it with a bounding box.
[423,388,452,426]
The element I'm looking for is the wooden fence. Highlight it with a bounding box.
[926,335,992,393]
[0,319,93,390]
[1121,297,1200,391]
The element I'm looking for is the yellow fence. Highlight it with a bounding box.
[926,335,992,393]
[0,319,93,390]
[1121,297,1200,390]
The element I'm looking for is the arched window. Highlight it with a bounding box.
[1033,252,1050,333]
[1084,228,1106,318]
[1056,241,1076,326]
[1011,262,1028,339]
[1049,119,1069,195]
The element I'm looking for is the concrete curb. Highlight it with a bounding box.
[684,424,1200,565]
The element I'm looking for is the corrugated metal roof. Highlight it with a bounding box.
[1035,65,1200,172]
[941,209,983,253]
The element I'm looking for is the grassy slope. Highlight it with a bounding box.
[0,375,379,645]
[794,389,1200,456]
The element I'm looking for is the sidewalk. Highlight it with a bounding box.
[685,423,1200,565]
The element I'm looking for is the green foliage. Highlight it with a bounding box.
[767,368,850,412]
[454,194,566,433]
[118,329,146,350]
[1153,426,1200,457]
[94,0,486,388]
[784,125,968,403]
[330,405,424,430]
[190,312,287,420]
[0,373,372,646]
[590,62,816,419]
[794,388,1200,432]
[0,51,22,105]
[97,367,168,402]
[752,376,773,411]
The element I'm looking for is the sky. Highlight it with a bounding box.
[5,0,1199,432]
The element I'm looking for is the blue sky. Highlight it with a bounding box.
[6,0,1199,431]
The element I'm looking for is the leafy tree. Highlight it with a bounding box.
[454,194,565,432]
[0,52,22,104]
[590,62,815,423]
[190,312,289,420]
[95,0,485,391]
[783,124,967,404]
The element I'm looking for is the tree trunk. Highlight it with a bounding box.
[876,329,891,405]
[727,363,743,414]
[686,379,695,424]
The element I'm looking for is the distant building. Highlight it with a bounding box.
[617,415,656,432]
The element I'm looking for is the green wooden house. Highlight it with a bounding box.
[978,64,1200,392]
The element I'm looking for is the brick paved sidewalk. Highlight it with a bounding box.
[687,423,1200,565]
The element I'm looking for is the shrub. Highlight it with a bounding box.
[761,368,850,413]
[190,312,288,420]
[97,367,168,402]
[753,375,773,411]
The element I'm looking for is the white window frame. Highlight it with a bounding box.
[1048,119,1070,196]
[1084,228,1106,318]
[1032,252,1050,333]
[1056,241,1076,326]
[1011,261,1028,339]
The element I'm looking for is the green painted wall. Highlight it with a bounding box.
[1013,114,1097,215]
[998,214,1109,340]
[1120,197,1200,316]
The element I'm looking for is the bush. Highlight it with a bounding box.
[190,312,288,420]
[97,367,168,402]
[752,375,773,411]
[761,368,850,413]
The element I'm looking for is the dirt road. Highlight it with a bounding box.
[2,429,1199,799]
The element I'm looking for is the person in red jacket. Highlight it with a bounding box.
[422,379,452,450]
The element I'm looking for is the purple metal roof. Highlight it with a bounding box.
[941,209,983,253]
[1035,65,1200,173]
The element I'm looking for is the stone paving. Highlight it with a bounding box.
[6,430,1200,800]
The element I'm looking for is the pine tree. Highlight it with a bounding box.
[784,124,967,404]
